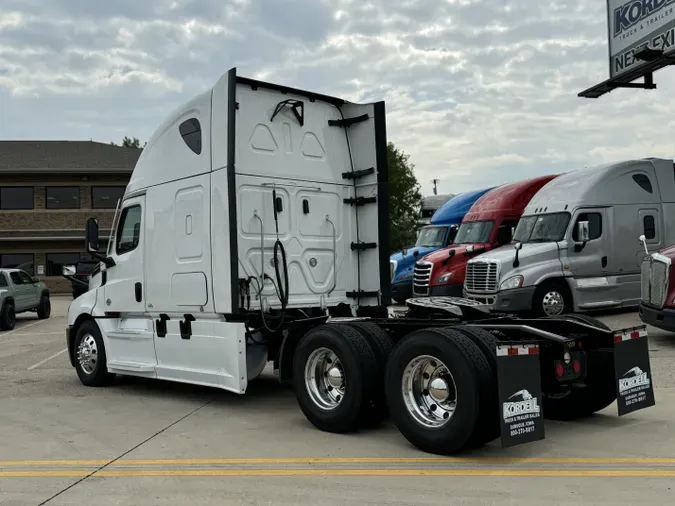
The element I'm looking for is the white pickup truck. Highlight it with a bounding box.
[0,268,52,330]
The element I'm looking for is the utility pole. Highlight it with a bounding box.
[431,179,440,195]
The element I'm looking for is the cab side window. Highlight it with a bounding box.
[18,271,33,284]
[116,205,142,255]
[10,272,22,285]
[572,212,602,241]
[0,273,7,287]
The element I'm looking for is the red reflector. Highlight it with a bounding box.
[508,348,518,355]
[528,347,539,355]
[555,363,564,377]
[630,331,640,339]
[573,360,581,373]
[577,341,583,349]
[614,335,622,343]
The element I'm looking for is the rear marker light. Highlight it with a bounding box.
[573,360,581,374]
[555,363,564,377]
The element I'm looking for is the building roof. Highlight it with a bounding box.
[0,141,141,174]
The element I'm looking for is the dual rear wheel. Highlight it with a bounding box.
[292,323,502,454]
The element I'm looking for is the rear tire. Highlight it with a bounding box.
[450,326,501,447]
[37,294,51,319]
[0,302,16,331]
[292,323,378,433]
[344,322,394,428]
[384,327,492,455]
[74,320,115,387]
[543,351,616,420]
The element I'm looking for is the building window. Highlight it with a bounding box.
[0,187,34,210]
[46,187,80,209]
[46,253,81,276]
[91,186,126,209]
[116,205,142,255]
[179,118,202,155]
[0,253,35,275]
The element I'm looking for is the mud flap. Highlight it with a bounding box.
[496,343,546,448]
[613,326,656,416]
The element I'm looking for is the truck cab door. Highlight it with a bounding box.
[8,272,29,311]
[100,194,157,369]
[18,271,39,307]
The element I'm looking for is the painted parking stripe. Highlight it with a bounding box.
[27,349,67,370]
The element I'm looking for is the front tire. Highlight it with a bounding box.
[73,320,115,387]
[292,324,378,433]
[532,280,571,317]
[0,303,16,331]
[37,294,51,319]
[384,327,492,455]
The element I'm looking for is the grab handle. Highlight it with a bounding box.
[325,215,337,296]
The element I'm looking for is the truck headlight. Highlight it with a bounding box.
[436,272,453,284]
[499,275,523,290]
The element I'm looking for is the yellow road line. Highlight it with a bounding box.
[2,469,675,478]
[2,457,675,467]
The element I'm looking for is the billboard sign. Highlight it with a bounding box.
[608,0,675,78]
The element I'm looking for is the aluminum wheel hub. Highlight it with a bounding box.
[542,291,564,316]
[402,355,458,429]
[304,347,346,411]
[77,334,98,375]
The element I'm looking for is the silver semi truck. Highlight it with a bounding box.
[463,158,675,316]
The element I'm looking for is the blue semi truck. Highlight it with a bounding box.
[389,187,494,303]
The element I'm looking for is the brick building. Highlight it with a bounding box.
[0,141,140,293]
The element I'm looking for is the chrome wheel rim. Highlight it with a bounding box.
[402,355,457,428]
[77,334,98,375]
[542,291,565,316]
[304,347,345,411]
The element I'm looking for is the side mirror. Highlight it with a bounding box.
[31,276,40,284]
[85,218,100,253]
[413,250,419,258]
[577,221,590,243]
[62,265,76,276]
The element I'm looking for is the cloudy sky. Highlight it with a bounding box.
[1,0,675,196]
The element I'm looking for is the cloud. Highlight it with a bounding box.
[1,0,675,195]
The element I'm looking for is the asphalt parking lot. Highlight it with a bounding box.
[1,297,675,505]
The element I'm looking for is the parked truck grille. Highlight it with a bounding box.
[641,256,669,308]
[413,261,433,296]
[465,261,499,293]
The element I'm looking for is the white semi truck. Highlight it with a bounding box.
[65,68,655,455]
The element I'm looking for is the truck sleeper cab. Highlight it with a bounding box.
[65,70,656,457]
[413,174,559,298]
[464,158,675,316]
[390,188,493,303]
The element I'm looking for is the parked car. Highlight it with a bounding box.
[464,158,675,316]
[0,268,51,330]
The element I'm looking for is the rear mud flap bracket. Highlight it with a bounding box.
[495,342,546,448]
[613,327,656,415]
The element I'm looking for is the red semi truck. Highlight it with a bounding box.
[412,174,559,298]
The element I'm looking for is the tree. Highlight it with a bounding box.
[387,141,422,253]
[110,136,146,148]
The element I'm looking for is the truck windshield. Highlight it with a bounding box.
[513,212,570,243]
[415,226,448,247]
[453,220,494,244]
